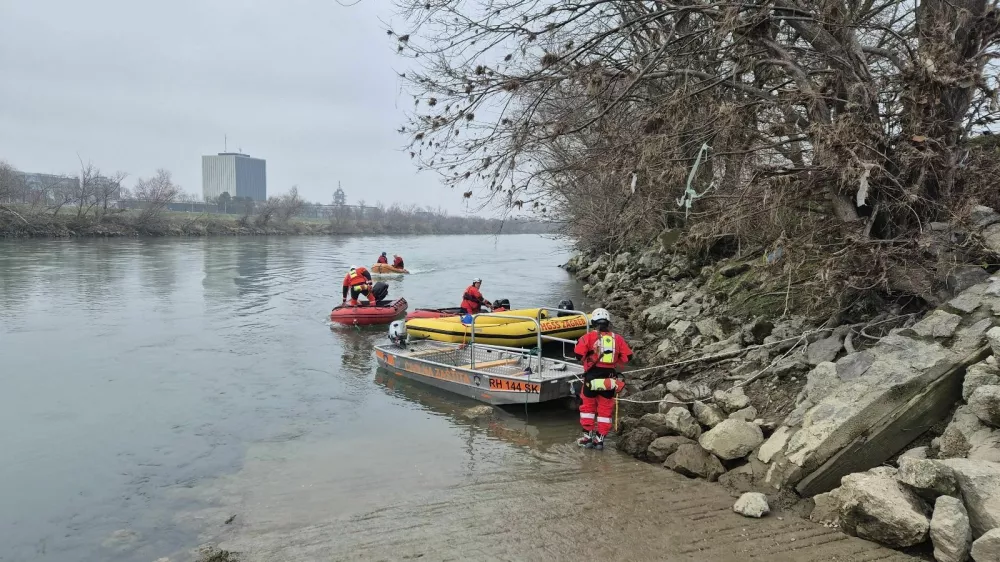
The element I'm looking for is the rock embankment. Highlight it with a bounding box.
[564,206,1000,561]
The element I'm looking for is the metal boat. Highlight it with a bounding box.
[374,311,589,406]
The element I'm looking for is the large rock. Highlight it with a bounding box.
[666,380,710,402]
[810,490,841,525]
[699,419,764,461]
[941,406,997,459]
[692,400,726,428]
[912,310,964,339]
[987,326,1000,356]
[764,332,962,492]
[642,301,680,331]
[638,413,673,437]
[657,393,687,414]
[646,436,695,464]
[617,416,640,434]
[663,444,726,481]
[618,385,665,418]
[758,426,793,463]
[733,492,770,518]
[964,363,1000,402]
[807,335,844,365]
[663,407,702,440]
[695,317,730,340]
[897,457,959,498]
[837,468,931,548]
[968,385,1000,428]
[940,459,1000,537]
[971,528,1000,561]
[728,406,759,422]
[713,386,750,413]
[616,427,658,458]
[930,495,972,562]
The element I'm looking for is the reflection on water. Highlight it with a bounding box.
[0,234,582,562]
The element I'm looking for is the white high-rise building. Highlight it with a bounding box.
[202,152,266,202]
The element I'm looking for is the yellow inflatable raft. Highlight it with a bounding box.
[405,308,590,347]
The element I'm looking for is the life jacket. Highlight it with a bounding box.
[392,257,404,268]
[593,333,617,368]
[377,255,388,264]
[461,285,484,313]
[345,268,370,289]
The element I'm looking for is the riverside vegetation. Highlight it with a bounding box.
[391,0,1000,559]
[0,163,546,238]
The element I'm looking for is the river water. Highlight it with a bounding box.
[0,235,584,561]
[0,235,914,562]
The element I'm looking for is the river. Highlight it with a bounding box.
[0,235,913,562]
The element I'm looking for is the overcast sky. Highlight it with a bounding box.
[0,0,477,212]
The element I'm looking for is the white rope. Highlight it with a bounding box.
[605,314,918,405]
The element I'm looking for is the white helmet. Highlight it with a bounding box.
[592,308,611,324]
[389,320,407,341]
[472,277,482,284]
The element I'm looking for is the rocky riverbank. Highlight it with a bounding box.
[563,206,1000,561]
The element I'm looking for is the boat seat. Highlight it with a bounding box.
[457,358,521,370]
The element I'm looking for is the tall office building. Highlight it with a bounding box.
[202,152,266,201]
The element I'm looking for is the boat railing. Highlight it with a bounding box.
[535,307,591,360]
[469,313,544,373]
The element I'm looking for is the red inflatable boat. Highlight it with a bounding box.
[330,298,408,326]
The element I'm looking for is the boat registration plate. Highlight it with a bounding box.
[488,379,540,393]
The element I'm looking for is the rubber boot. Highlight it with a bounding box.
[577,431,593,448]
[350,299,359,306]
[593,433,605,451]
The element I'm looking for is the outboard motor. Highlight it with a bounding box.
[492,298,511,311]
[388,320,407,347]
[372,281,389,302]
[557,299,575,317]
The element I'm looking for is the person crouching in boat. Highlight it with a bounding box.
[392,254,404,269]
[574,308,632,450]
[342,266,376,306]
[376,252,388,264]
[461,277,491,315]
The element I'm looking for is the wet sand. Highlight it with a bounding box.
[198,395,916,562]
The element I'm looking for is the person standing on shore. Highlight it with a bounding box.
[574,308,632,450]
[342,266,376,306]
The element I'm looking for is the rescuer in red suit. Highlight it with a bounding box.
[573,307,632,450]
[460,277,491,315]
[342,266,376,306]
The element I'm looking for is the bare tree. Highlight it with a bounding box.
[133,169,180,226]
[94,171,127,221]
[392,0,1000,302]
[275,186,305,223]
[0,160,28,223]
[254,197,281,226]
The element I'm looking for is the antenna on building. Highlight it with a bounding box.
[224,134,227,152]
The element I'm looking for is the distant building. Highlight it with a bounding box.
[14,172,80,202]
[202,152,266,202]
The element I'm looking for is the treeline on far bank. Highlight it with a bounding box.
[0,165,549,238]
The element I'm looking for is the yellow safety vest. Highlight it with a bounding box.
[596,334,616,364]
